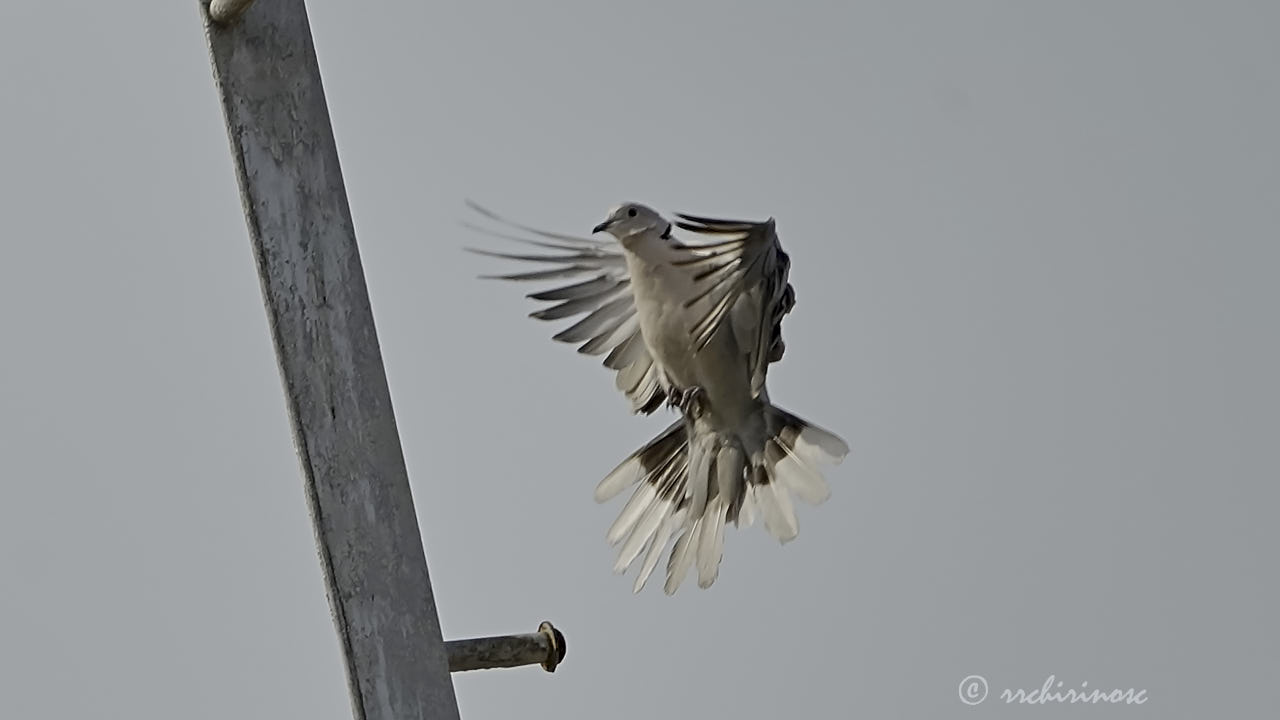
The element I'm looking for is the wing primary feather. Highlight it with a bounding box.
[527,275,620,301]
[466,200,613,247]
[604,331,648,370]
[674,219,754,234]
[465,248,604,265]
[478,265,596,282]
[682,265,743,308]
[692,258,743,283]
[669,242,746,266]
[578,310,638,355]
[530,285,626,320]
[461,221,601,253]
[690,290,741,350]
[615,354,652,394]
[551,296,632,343]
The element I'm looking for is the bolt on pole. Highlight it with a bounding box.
[447,622,567,674]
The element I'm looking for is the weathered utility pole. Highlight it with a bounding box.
[198,2,564,718]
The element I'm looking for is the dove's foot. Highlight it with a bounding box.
[668,386,706,418]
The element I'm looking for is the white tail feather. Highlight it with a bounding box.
[596,455,643,503]
[738,486,758,528]
[665,517,703,594]
[696,499,727,588]
[759,480,799,542]
[595,420,684,503]
[615,498,669,572]
[792,425,850,466]
[773,444,830,504]
[634,508,683,593]
[607,483,655,545]
[687,431,716,521]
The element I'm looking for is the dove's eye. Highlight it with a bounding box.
[627,208,638,217]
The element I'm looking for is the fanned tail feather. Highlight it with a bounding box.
[599,404,849,594]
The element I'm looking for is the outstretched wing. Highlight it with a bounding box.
[670,213,795,397]
[465,201,668,414]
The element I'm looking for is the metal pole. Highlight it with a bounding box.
[198,2,461,718]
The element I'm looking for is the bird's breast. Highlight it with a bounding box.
[625,254,756,423]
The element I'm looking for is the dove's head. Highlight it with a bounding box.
[592,203,672,246]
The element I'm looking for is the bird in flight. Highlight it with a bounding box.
[468,201,849,594]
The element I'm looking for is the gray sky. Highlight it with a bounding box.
[1,1,1277,718]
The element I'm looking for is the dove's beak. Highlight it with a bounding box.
[592,219,612,234]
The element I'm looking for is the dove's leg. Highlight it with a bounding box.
[664,389,681,412]
[668,386,707,418]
